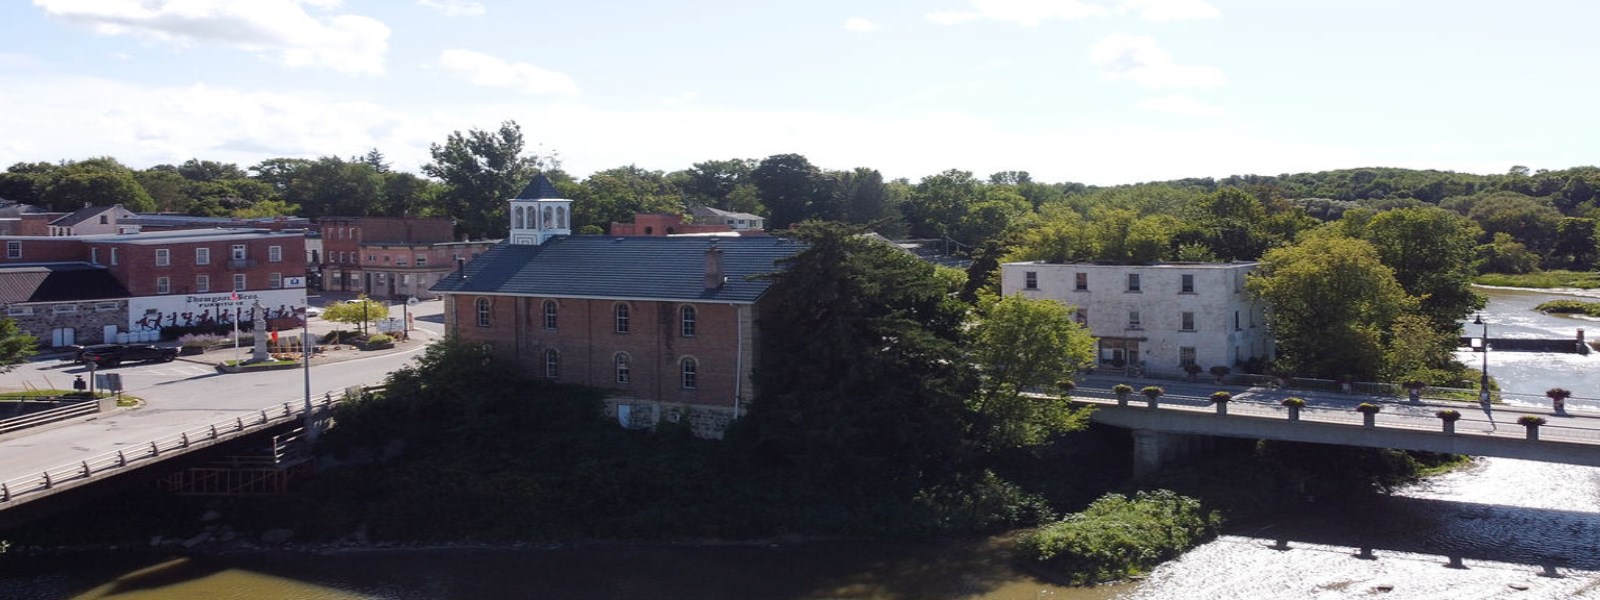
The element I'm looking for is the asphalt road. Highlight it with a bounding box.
[0,298,446,483]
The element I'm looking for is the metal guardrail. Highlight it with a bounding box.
[0,401,100,436]
[0,385,385,508]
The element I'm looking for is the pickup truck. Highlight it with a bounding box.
[77,343,179,368]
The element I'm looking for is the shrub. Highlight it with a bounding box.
[365,333,395,345]
[177,333,225,349]
[1280,397,1305,408]
[1208,366,1231,378]
[1057,379,1076,392]
[1517,415,1548,427]
[1182,364,1203,377]
[1356,403,1382,415]
[1112,384,1134,395]
[1546,388,1572,400]
[1208,391,1231,404]
[1141,386,1164,399]
[1436,409,1462,422]
[1016,490,1221,585]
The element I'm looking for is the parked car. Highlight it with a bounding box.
[78,343,179,368]
[304,306,323,318]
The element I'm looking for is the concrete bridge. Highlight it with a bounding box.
[1069,388,1600,476]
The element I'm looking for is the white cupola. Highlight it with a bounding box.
[508,174,571,245]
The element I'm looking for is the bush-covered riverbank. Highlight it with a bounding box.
[1474,270,1600,289]
[1535,299,1600,317]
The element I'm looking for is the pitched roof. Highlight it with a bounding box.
[49,204,124,228]
[0,264,130,304]
[431,236,805,303]
[512,174,564,200]
[691,205,764,221]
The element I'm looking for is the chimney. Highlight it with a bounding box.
[456,256,468,281]
[704,239,725,289]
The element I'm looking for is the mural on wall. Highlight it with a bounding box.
[126,289,308,332]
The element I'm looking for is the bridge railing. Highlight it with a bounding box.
[0,401,102,436]
[0,385,386,508]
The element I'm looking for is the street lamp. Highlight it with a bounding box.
[1473,313,1490,404]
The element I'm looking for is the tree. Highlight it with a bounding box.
[1550,217,1599,270]
[902,169,982,239]
[1248,235,1416,380]
[967,294,1095,449]
[571,165,682,232]
[321,296,389,336]
[40,158,154,212]
[741,222,972,489]
[1381,313,1461,384]
[1354,206,1484,330]
[750,154,821,229]
[0,318,37,372]
[423,121,546,239]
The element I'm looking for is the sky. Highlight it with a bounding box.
[1,0,1597,186]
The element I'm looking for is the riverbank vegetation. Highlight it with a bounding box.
[1535,299,1600,317]
[1477,270,1600,289]
[1016,490,1221,585]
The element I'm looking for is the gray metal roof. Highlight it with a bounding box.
[512,174,565,201]
[0,264,130,303]
[76,228,304,245]
[431,236,805,303]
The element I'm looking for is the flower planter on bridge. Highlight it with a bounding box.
[1209,391,1231,416]
[1281,397,1305,422]
[1437,409,1461,434]
[1519,415,1547,441]
[1357,403,1381,428]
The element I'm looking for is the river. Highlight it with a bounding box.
[2,287,1599,599]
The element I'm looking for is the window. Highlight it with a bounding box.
[269,246,282,263]
[6,306,31,316]
[110,248,118,266]
[614,303,631,333]
[233,274,246,291]
[52,304,77,315]
[156,277,170,295]
[415,256,427,267]
[6,241,19,259]
[680,305,697,337]
[542,300,558,330]
[155,248,169,266]
[231,244,246,260]
[681,357,698,390]
[1235,310,1241,331]
[544,349,560,379]
[1075,308,1087,326]
[1181,274,1195,294]
[196,247,211,265]
[615,352,631,384]
[196,275,209,293]
[1025,271,1038,290]
[269,273,282,289]
[95,302,118,312]
[1180,347,1197,367]
[91,248,98,264]
[1126,273,1141,292]
[1181,311,1195,331]
[1128,311,1141,330]
[98,215,107,225]
[476,298,491,327]
[397,259,408,267]
[1074,272,1088,291]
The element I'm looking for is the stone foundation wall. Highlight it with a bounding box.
[12,300,127,346]
[603,398,736,439]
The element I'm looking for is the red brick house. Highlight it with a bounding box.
[430,176,802,437]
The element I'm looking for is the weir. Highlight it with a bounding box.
[1458,328,1590,354]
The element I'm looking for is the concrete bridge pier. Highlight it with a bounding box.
[1131,429,1214,478]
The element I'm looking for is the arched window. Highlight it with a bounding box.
[514,206,524,229]
[680,357,698,390]
[544,348,560,379]
[614,303,630,333]
[543,205,554,228]
[680,305,696,337]
[543,299,558,330]
[615,352,631,384]
[475,297,491,327]
[556,206,568,229]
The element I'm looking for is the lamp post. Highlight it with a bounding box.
[300,307,317,445]
[1474,313,1490,404]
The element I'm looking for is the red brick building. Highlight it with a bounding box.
[316,216,492,299]
[0,228,308,345]
[430,176,800,437]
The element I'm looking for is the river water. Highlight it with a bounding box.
[3,287,1599,599]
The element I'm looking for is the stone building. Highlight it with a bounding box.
[1000,261,1272,377]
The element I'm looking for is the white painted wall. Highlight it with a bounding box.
[1000,262,1272,375]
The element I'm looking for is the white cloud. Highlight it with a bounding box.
[1118,0,1219,21]
[435,49,580,96]
[1089,34,1224,88]
[33,0,390,75]
[417,0,485,17]
[1138,94,1229,118]
[843,17,877,32]
[926,0,1109,26]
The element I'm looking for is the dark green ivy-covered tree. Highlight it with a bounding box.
[740,221,973,491]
